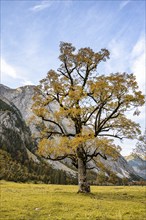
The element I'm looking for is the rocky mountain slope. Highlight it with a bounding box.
[0,85,77,177]
[0,95,77,183]
[125,154,146,180]
[0,84,142,181]
[0,96,33,160]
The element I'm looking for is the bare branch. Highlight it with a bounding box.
[41,116,65,134]
[42,154,69,161]
[98,134,123,140]
[86,166,97,170]
[95,101,122,136]
[82,65,89,88]
[87,150,107,163]
[82,105,100,125]
[41,153,77,163]
[46,131,75,138]
[64,60,74,86]
[76,68,84,79]
[57,68,70,79]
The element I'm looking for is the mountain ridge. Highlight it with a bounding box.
[125,154,146,180]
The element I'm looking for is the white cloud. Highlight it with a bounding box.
[105,36,145,94]
[119,0,130,10]
[131,37,144,58]
[1,57,33,86]
[21,80,34,86]
[130,37,145,93]
[104,39,128,74]
[131,53,145,89]
[30,1,53,12]
[1,58,17,78]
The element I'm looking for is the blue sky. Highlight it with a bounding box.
[1,0,145,155]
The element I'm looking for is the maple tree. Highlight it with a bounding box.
[32,42,144,193]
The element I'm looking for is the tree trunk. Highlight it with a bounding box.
[78,157,90,193]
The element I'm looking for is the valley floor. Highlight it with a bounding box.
[0,181,146,220]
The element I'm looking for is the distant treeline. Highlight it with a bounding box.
[0,147,145,186]
[0,149,77,184]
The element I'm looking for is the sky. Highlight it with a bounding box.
[0,0,145,156]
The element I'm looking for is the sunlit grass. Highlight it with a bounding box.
[0,181,146,220]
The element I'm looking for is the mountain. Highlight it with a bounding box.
[0,96,33,160]
[0,84,142,182]
[0,95,77,184]
[97,154,140,180]
[0,85,77,178]
[125,154,146,180]
[0,84,35,120]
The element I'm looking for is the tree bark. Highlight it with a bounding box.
[77,157,90,193]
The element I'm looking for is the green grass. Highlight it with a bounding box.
[0,181,146,220]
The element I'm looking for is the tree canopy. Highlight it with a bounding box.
[32,42,144,192]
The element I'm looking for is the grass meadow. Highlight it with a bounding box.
[0,181,146,220]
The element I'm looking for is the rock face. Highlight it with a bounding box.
[0,84,77,177]
[0,84,37,137]
[0,84,142,180]
[0,84,35,120]
[0,96,33,161]
[125,155,146,180]
[97,155,140,180]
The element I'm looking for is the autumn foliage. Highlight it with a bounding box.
[32,42,144,192]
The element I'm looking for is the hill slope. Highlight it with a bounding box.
[125,154,146,180]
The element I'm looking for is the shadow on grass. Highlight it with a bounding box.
[77,190,139,202]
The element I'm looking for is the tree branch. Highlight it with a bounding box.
[41,153,77,164]
[64,60,74,86]
[87,150,107,163]
[76,68,84,79]
[46,131,75,138]
[86,166,97,170]
[57,68,70,79]
[82,65,89,88]
[42,154,69,161]
[82,105,100,125]
[41,116,65,134]
[98,133,123,140]
[95,101,122,136]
